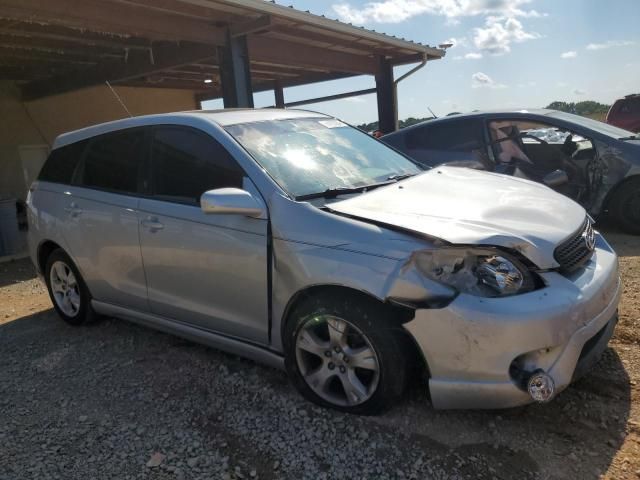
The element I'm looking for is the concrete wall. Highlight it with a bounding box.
[0,81,197,201]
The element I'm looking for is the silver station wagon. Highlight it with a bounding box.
[27,109,621,414]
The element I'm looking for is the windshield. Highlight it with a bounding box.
[546,111,636,138]
[225,117,421,198]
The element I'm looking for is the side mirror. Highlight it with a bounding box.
[200,188,264,218]
[542,169,569,188]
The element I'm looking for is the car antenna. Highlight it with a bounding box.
[428,107,438,119]
[105,81,133,118]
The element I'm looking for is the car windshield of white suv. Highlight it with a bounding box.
[226,117,422,200]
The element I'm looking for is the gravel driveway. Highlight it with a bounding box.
[1,229,639,480]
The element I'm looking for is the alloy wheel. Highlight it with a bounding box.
[49,260,81,317]
[295,315,380,407]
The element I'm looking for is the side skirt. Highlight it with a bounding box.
[92,300,285,371]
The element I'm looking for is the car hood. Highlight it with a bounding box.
[328,166,586,268]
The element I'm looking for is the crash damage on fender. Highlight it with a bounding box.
[268,166,621,409]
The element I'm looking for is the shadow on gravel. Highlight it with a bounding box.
[399,346,631,479]
[598,220,640,257]
[0,258,37,288]
[0,309,631,480]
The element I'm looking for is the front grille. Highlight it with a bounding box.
[554,217,595,272]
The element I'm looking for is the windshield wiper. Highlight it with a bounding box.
[296,173,418,202]
[386,173,417,181]
[295,180,396,201]
[619,135,639,141]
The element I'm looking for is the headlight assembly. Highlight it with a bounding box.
[414,247,536,298]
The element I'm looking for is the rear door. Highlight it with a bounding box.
[138,125,269,344]
[60,128,149,311]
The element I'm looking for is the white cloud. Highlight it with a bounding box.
[331,0,545,24]
[441,37,457,48]
[556,81,568,87]
[586,40,635,50]
[453,52,483,60]
[574,88,587,95]
[471,72,506,89]
[560,51,577,59]
[344,97,365,103]
[440,37,468,48]
[473,16,540,55]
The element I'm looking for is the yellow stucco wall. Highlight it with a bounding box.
[0,81,198,200]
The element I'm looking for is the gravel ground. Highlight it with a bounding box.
[1,228,639,480]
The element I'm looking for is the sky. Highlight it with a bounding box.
[204,0,640,125]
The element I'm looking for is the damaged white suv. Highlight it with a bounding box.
[27,109,621,414]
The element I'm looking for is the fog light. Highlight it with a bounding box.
[527,370,555,402]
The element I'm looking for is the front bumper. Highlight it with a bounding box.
[403,234,621,409]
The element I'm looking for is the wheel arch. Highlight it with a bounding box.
[279,284,428,377]
[37,239,63,274]
[601,173,640,212]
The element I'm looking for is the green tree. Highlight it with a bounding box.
[545,100,610,121]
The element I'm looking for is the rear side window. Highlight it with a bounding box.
[80,129,146,194]
[405,120,484,151]
[620,99,640,114]
[38,141,87,184]
[151,127,244,204]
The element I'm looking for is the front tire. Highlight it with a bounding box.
[608,178,640,235]
[284,291,408,415]
[44,249,98,325]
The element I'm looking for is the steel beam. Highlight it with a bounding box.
[375,57,397,133]
[219,33,254,108]
[283,88,376,108]
[20,42,216,100]
[273,81,285,108]
[247,36,379,75]
[0,0,226,44]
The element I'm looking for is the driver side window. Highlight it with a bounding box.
[151,126,244,205]
[488,119,595,180]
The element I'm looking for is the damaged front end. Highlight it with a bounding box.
[396,234,620,410]
[385,246,543,310]
[267,169,620,409]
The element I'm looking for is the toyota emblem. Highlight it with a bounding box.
[583,223,596,251]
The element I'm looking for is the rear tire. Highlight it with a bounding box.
[607,178,640,235]
[284,291,408,415]
[44,249,99,325]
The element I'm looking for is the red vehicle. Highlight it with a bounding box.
[607,94,640,132]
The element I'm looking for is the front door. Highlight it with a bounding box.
[138,126,269,344]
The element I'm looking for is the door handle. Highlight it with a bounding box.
[64,202,82,217]
[141,216,164,232]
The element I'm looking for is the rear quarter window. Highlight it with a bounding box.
[625,98,640,113]
[613,98,640,114]
[405,120,484,151]
[37,140,88,184]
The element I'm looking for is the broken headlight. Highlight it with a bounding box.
[414,248,536,297]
